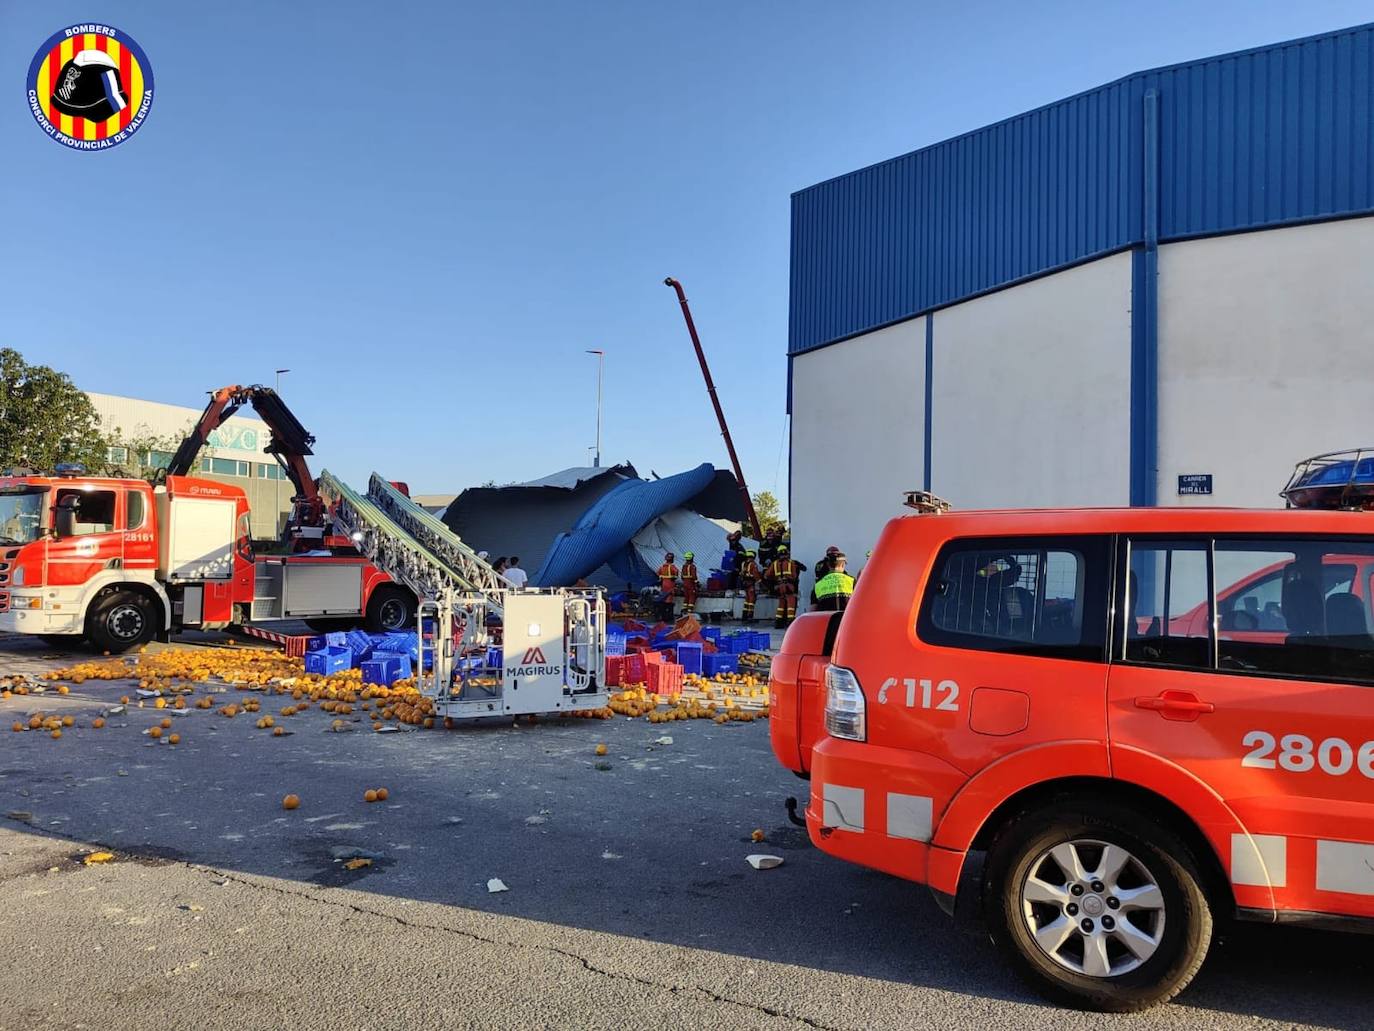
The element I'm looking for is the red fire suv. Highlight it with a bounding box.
[770,490,1374,1011]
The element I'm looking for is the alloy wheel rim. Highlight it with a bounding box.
[1019,838,1166,978]
[108,604,145,641]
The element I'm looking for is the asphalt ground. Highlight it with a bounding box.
[0,633,1369,1030]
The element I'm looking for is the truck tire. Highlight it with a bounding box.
[984,798,1213,1012]
[365,587,414,633]
[86,590,157,654]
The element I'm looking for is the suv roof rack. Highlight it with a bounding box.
[903,490,951,514]
[1281,448,1374,510]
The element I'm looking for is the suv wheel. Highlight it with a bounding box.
[86,590,157,654]
[985,799,1213,1012]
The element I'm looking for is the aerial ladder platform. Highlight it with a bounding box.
[317,470,608,720]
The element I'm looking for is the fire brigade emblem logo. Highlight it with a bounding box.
[26,24,154,150]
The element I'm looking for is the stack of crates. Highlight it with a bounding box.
[647,661,684,697]
[606,625,628,656]
[346,629,374,661]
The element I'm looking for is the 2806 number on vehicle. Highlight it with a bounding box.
[1241,731,1374,778]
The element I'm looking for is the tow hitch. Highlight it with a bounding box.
[784,796,807,828]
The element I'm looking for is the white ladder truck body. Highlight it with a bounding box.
[318,470,608,721]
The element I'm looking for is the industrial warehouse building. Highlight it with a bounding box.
[87,391,292,539]
[788,22,1374,592]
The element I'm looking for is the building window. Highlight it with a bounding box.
[141,450,173,470]
[106,446,128,464]
[208,458,250,477]
[918,536,1110,661]
[256,463,284,480]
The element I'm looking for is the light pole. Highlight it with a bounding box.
[274,368,290,536]
[585,349,603,468]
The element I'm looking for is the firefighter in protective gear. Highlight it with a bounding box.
[738,549,762,623]
[656,553,680,621]
[764,546,804,628]
[813,552,856,612]
[811,545,840,605]
[680,551,700,614]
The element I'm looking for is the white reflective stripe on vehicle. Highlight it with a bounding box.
[821,784,864,833]
[1316,840,1374,896]
[1231,833,1287,888]
[886,793,933,842]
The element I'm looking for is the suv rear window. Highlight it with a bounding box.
[918,536,1111,661]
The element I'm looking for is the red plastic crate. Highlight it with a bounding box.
[623,653,647,684]
[605,655,624,687]
[644,650,664,666]
[647,662,684,697]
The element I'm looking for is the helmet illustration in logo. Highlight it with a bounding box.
[50,50,128,122]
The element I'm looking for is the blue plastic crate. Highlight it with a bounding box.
[371,650,413,679]
[324,631,348,647]
[486,646,503,669]
[703,653,738,677]
[605,625,628,656]
[345,630,374,663]
[700,627,721,643]
[305,635,326,653]
[719,550,737,571]
[670,641,703,675]
[361,654,406,686]
[722,633,751,654]
[304,646,351,675]
[749,631,772,651]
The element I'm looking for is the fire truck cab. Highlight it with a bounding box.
[770,459,1374,1012]
[0,469,409,652]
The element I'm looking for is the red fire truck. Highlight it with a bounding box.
[0,385,414,652]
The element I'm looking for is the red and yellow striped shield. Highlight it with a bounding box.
[27,24,154,150]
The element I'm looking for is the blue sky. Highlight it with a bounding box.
[3,2,1370,503]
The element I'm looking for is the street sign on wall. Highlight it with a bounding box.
[1178,474,1213,496]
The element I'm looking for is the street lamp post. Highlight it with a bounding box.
[274,368,290,536]
[585,349,603,468]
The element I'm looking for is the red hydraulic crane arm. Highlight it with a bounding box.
[664,277,763,541]
[166,384,321,521]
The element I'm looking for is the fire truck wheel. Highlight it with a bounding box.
[86,590,157,654]
[365,588,414,633]
[985,799,1213,1012]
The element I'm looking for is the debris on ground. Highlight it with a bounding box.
[83,851,115,865]
[746,854,783,870]
[486,878,508,893]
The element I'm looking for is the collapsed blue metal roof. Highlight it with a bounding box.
[532,464,717,587]
[790,21,1374,354]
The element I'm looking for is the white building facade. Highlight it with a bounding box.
[787,24,1374,595]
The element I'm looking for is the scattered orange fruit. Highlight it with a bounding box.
[168,733,180,745]
[273,726,285,737]
[594,743,608,756]
[61,715,74,727]
[92,717,105,729]
[50,729,61,739]
[154,697,166,709]
[751,829,765,843]
[159,717,172,729]
[56,684,69,695]
[282,794,300,810]
[375,787,389,801]
[364,789,378,803]
[11,721,24,732]
[120,695,130,704]
[148,726,162,739]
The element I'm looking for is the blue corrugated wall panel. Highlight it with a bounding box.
[790,22,1374,354]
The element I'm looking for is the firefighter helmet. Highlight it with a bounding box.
[50,50,129,122]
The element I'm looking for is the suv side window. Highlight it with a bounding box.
[918,536,1110,661]
[1124,540,1211,668]
[1120,536,1374,685]
[1215,539,1374,684]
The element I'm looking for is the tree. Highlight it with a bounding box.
[100,423,199,483]
[0,349,108,472]
[752,490,786,534]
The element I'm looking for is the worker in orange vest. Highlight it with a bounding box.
[738,549,762,623]
[656,552,680,621]
[764,546,804,628]
[680,551,700,614]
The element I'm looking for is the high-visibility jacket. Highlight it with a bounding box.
[681,561,699,585]
[765,558,802,586]
[657,563,679,592]
[815,570,855,601]
[738,558,761,583]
